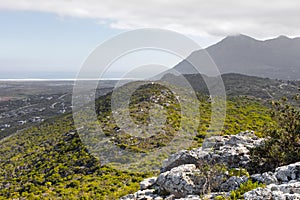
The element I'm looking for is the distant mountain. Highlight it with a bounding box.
[174,34,300,80]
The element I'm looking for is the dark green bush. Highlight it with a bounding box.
[250,94,300,173]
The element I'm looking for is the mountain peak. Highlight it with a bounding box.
[218,34,259,46]
[189,33,300,80]
[223,34,257,41]
[276,35,291,40]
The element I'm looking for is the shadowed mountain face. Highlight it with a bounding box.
[174,34,300,80]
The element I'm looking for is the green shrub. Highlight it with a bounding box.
[229,180,265,200]
[228,168,249,178]
[195,161,227,195]
[215,196,227,200]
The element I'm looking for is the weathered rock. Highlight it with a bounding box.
[161,149,210,173]
[244,187,273,200]
[161,131,264,173]
[244,182,300,200]
[220,175,248,192]
[275,162,300,183]
[202,192,229,200]
[157,164,202,198]
[120,177,160,200]
[120,189,162,200]
[251,172,278,185]
[251,162,300,185]
[120,193,136,200]
[157,163,232,198]
[165,194,176,200]
[244,162,300,199]
[140,177,157,190]
[175,195,201,200]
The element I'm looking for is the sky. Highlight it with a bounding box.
[0,0,300,79]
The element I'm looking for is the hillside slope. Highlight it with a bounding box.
[0,81,274,199]
[161,73,299,100]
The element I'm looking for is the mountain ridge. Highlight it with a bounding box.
[173,34,300,80]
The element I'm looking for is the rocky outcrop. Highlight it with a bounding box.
[140,177,157,190]
[275,162,300,183]
[244,182,300,200]
[220,175,249,192]
[157,164,202,197]
[161,131,263,172]
[120,189,162,200]
[251,162,300,184]
[251,172,278,185]
[155,131,263,198]
[120,132,300,200]
[244,162,300,199]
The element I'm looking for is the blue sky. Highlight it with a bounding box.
[0,11,123,78]
[0,10,221,79]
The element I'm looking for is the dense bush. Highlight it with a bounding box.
[250,94,300,173]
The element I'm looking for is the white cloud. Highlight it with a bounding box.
[1,0,300,38]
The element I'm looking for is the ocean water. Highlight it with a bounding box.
[0,71,146,83]
[0,71,78,80]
